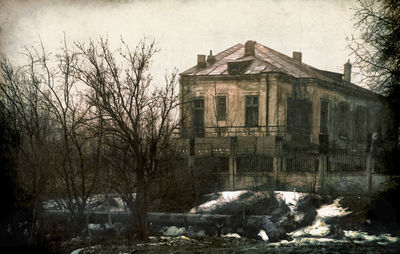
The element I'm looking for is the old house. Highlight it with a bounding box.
[180,40,391,152]
[178,40,394,194]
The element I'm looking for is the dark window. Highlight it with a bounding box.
[192,98,204,137]
[320,100,329,134]
[193,98,204,109]
[339,103,349,137]
[287,97,313,144]
[216,96,227,121]
[245,95,258,127]
[355,106,366,141]
[227,60,251,75]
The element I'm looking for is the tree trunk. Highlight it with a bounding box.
[133,167,148,240]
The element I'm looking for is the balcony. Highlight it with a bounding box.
[176,125,287,138]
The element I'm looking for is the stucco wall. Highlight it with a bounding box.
[181,75,268,137]
[180,73,390,152]
[266,73,388,150]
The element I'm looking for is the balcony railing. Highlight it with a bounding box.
[175,125,287,138]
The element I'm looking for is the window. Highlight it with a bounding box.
[216,96,227,121]
[287,97,313,144]
[192,98,204,137]
[193,98,204,109]
[355,106,366,141]
[339,102,349,137]
[320,100,329,134]
[245,95,259,127]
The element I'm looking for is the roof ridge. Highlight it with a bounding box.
[214,43,243,60]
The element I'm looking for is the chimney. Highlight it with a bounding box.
[292,51,302,63]
[343,59,352,82]
[207,50,216,64]
[197,54,206,68]
[244,40,256,56]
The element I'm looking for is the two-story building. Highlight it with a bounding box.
[179,40,391,154]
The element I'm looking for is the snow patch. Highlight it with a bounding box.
[317,198,351,218]
[222,233,241,238]
[70,248,84,254]
[290,198,350,237]
[165,226,185,236]
[274,191,303,206]
[258,229,269,241]
[344,230,400,243]
[189,191,248,213]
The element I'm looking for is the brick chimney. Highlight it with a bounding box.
[197,54,206,68]
[244,40,256,56]
[292,51,302,63]
[207,50,216,64]
[343,59,352,82]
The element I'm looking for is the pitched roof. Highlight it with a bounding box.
[181,41,371,93]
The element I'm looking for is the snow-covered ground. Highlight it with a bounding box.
[189,190,247,213]
[49,190,399,253]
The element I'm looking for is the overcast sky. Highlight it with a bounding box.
[0,0,361,85]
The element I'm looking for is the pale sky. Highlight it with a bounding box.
[0,0,361,85]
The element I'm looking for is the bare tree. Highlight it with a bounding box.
[74,38,181,239]
[348,0,400,145]
[1,40,104,232]
[34,41,102,229]
[0,55,56,242]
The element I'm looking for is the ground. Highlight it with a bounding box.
[46,191,400,254]
[66,235,400,254]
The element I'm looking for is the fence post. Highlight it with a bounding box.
[366,133,375,201]
[366,152,373,200]
[230,137,237,190]
[318,154,327,195]
[273,155,280,190]
[189,138,195,169]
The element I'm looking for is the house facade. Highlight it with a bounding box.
[179,40,392,154]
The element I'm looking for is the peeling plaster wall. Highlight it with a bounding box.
[180,72,390,152]
[180,75,268,137]
[268,73,388,151]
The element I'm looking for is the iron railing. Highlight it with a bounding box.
[175,125,287,138]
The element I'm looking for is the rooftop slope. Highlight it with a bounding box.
[181,42,373,94]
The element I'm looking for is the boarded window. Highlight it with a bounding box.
[339,102,349,137]
[355,106,366,141]
[216,96,227,121]
[245,95,259,127]
[287,97,313,143]
[320,100,329,134]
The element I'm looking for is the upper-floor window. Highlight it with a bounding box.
[216,96,227,121]
[320,100,329,134]
[192,97,205,137]
[245,95,258,127]
[339,102,349,137]
[287,97,313,144]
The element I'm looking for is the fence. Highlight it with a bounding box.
[237,155,274,173]
[173,137,395,173]
[195,155,229,173]
[172,137,396,194]
[281,152,319,172]
[374,151,397,173]
[328,152,367,172]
